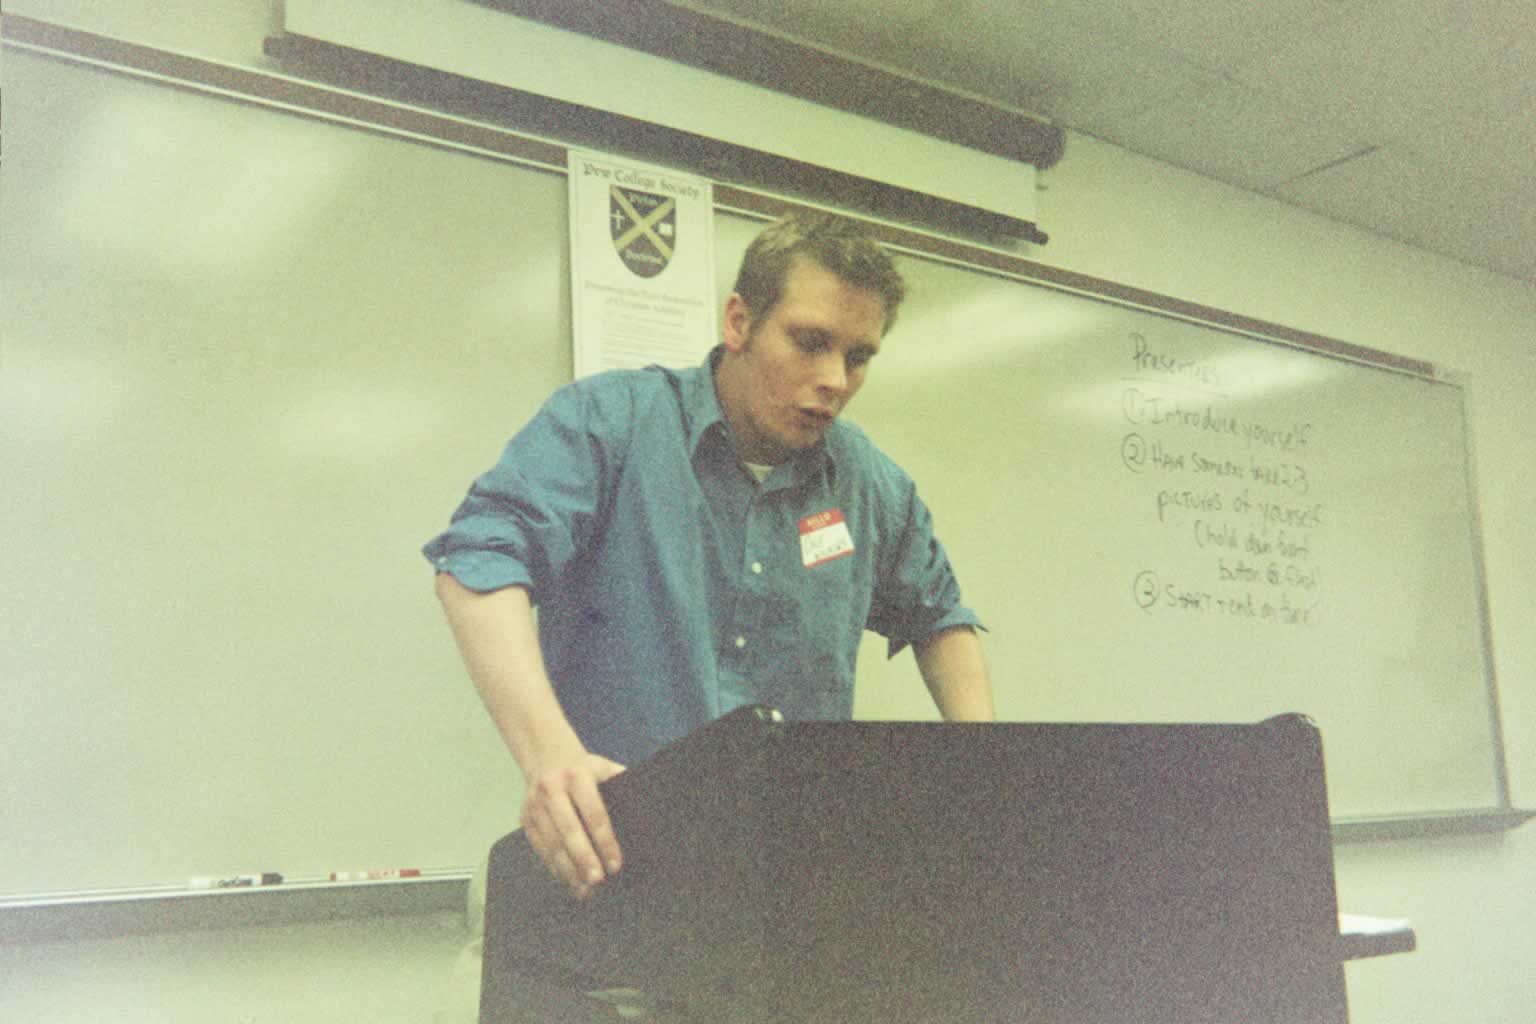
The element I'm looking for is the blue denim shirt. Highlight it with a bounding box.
[424,349,981,765]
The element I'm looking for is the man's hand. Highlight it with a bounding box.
[521,751,626,900]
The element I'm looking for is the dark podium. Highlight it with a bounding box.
[481,709,1349,1023]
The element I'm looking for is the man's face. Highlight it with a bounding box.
[720,257,886,464]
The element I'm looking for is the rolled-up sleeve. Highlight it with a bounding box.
[866,475,985,657]
[422,378,628,599]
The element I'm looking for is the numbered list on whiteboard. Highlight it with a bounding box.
[1120,333,1323,627]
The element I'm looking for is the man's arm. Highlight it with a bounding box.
[434,573,623,899]
[913,625,995,721]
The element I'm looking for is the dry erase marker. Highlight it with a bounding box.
[328,869,422,882]
[190,873,284,889]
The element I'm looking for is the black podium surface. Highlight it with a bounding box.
[482,710,1348,1023]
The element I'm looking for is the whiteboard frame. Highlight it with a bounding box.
[4,8,1523,836]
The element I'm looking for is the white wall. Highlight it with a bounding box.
[5,2,1533,1022]
[0,913,473,1024]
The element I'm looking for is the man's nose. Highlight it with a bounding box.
[813,352,848,395]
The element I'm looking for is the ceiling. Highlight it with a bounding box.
[676,0,1535,284]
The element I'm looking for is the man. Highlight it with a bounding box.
[426,212,992,905]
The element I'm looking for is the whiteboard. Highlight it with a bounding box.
[0,48,1507,899]
[2,50,551,895]
[798,229,1503,823]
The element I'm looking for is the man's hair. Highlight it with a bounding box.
[731,212,906,335]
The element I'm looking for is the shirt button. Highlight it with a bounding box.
[750,561,763,574]
[734,635,747,649]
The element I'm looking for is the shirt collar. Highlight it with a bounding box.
[684,346,731,455]
[687,346,837,487]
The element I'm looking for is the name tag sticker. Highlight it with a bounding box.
[799,508,855,568]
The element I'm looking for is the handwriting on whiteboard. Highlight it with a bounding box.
[1120,331,1321,626]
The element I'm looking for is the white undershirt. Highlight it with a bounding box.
[743,461,774,483]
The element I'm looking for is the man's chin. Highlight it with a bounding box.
[785,425,830,452]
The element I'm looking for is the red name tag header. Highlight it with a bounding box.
[799,509,843,534]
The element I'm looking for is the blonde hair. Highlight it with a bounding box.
[732,212,906,334]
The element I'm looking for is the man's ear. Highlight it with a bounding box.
[722,293,752,354]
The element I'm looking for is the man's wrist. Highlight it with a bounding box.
[512,718,590,780]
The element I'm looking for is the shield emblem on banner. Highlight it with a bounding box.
[610,186,676,279]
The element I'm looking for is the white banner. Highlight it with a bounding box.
[568,150,716,377]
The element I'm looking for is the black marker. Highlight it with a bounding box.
[189,873,284,889]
